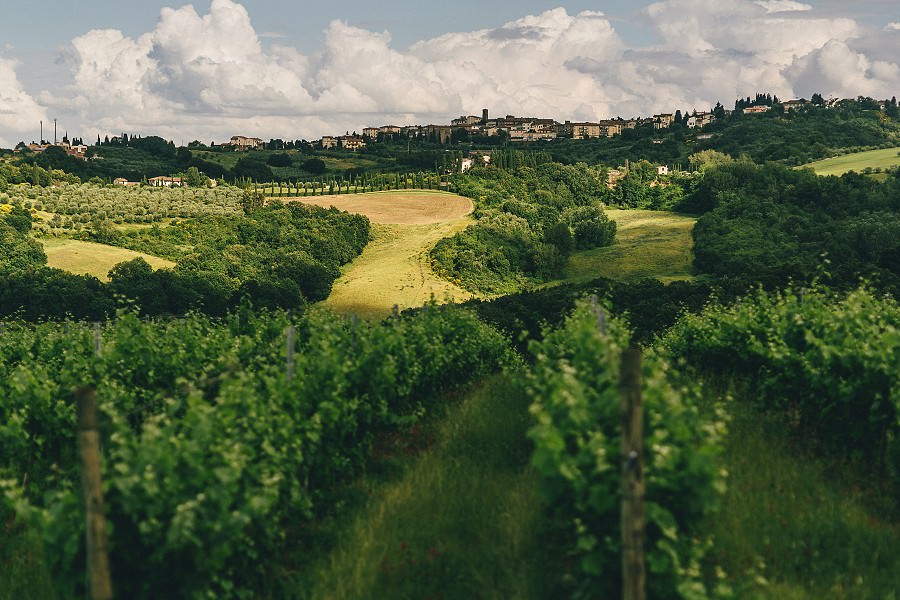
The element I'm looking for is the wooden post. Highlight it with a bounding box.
[76,386,113,600]
[620,347,645,600]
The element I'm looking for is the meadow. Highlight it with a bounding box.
[294,191,477,317]
[564,208,696,283]
[801,146,900,176]
[40,238,174,280]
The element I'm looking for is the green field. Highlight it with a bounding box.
[564,209,696,283]
[307,191,476,317]
[40,238,174,280]
[801,147,900,176]
[323,221,476,318]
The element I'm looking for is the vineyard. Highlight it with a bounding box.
[2,284,897,598]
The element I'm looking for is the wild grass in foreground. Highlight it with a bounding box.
[291,375,553,600]
[712,398,900,599]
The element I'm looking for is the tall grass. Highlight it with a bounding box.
[712,396,900,599]
[292,375,554,600]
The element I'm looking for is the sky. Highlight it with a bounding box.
[0,0,898,147]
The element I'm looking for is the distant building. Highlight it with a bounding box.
[340,136,366,151]
[653,114,675,129]
[148,176,182,187]
[657,165,669,175]
[686,112,715,128]
[230,135,264,151]
[742,105,770,114]
[320,136,338,149]
[362,127,380,139]
[782,99,809,112]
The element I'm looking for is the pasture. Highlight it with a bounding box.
[801,147,900,176]
[564,209,696,283]
[40,238,174,281]
[283,190,473,225]
[290,191,475,317]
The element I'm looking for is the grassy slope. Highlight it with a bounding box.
[297,191,477,318]
[40,238,175,281]
[284,190,473,225]
[714,403,900,598]
[293,375,553,600]
[323,221,475,318]
[565,208,696,283]
[801,146,900,176]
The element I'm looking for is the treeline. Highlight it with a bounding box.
[0,200,370,319]
[686,159,900,295]
[546,97,899,169]
[430,162,616,293]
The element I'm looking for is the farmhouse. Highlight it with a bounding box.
[320,136,338,149]
[742,105,770,114]
[148,176,183,187]
[230,135,264,151]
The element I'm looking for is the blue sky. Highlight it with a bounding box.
[1,0,898,146]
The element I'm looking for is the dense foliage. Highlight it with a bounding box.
[525,300,727,598]
[545,99,899,169]
[431,163,616,293]
[3,183,242,234]
[0,306,515,598]
[661,284,900,496]
[0,198,370,318]
[687,161,900,294]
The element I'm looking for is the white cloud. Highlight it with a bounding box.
[5,0,898,145]
[886,22,900,31]
[0,58,48,147]
[755,0,813,14]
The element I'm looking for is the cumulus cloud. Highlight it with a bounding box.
[755,0,813,13]
[887,22,900,31]
[0,58,48,147]
[4,0,899,144]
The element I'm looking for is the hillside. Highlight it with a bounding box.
[40,238,174,280]
[280,191,476,317]
[564,208,695,283]
[801,146,900,176]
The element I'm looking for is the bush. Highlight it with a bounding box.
[526,300,727,599]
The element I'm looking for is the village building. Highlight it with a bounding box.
[148,176,183,188]
[686,112,715,128]
[230,135,264,151]
[653,114,675,129]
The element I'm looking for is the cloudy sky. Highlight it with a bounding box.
[1,0,898,147]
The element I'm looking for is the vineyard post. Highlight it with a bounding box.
[285,325,295,381]
[620,347,646,600]
[76,386,113,600]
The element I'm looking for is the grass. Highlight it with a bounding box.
[290,375,553,600]
[801,147,900,176]
[39,238,175,281]
[303,191,476,318]
[282,190,473,225]
[322,221,476,318]
[712,398,900,599]
[564,209,696,283]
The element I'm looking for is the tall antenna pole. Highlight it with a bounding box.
[40,120,43,144]
[54,118,58,145]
